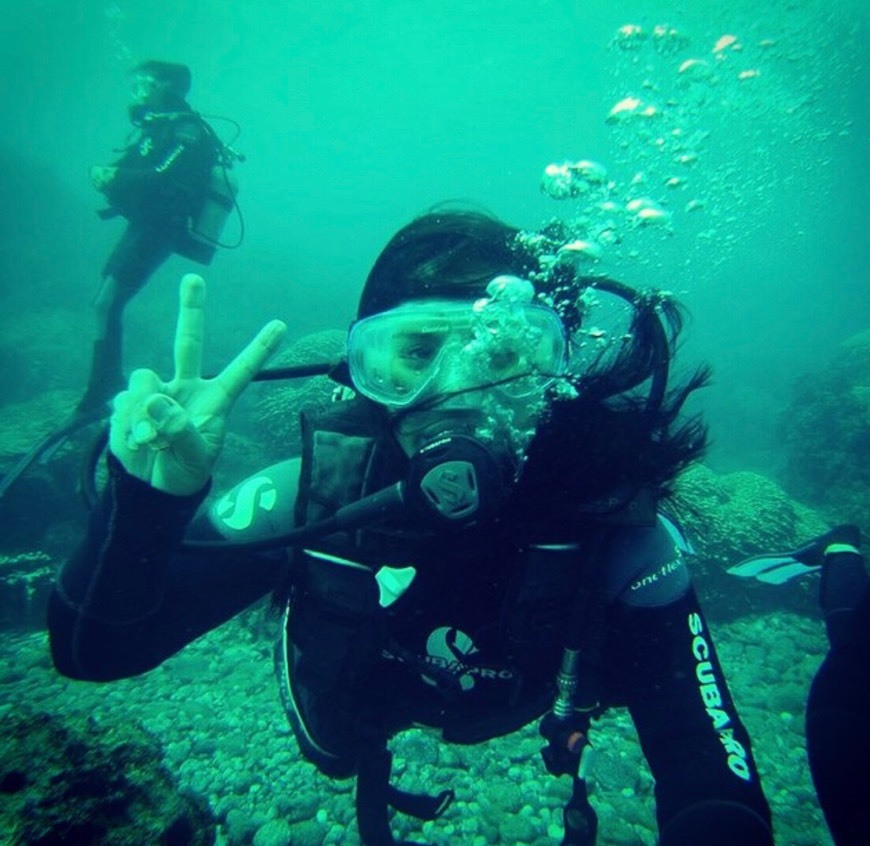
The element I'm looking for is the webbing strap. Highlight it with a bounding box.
[356,745,453,846]
[356,747,394,846]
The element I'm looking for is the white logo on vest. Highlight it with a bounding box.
[423,626,480,691]
[215,476,278,531]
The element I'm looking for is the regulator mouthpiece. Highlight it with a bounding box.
[404,434,508,529]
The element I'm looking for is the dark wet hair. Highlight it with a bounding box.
[357,207,533,318]
[359,205,710,501]
[132,60,192,99]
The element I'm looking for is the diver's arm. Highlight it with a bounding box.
[616,589,773,845]
[599,518,772,844]
[48,454,282,680]
[48,274,286,680]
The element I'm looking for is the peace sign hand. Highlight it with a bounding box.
[109,274,287,496]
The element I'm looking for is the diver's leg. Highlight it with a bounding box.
[84,271,122,377]
[818,525,867,646]
[77,224,173,414]
[75,273,130,414]
[806,531,869,845]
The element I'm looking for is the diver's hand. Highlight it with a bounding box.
[109,274,287,496]
[90,165,117,190]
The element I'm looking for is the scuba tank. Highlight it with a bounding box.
[175,113,245,265]
[176,163,239,265]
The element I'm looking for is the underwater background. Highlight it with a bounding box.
[0,1,867,844]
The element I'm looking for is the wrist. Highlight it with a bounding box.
[107,452,210,509]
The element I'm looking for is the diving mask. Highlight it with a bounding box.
[130,73,160,105]
[348,279,567,408]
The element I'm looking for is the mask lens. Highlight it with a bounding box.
[130,74,158,103]
[348,297,566,407]
[348,304,461,406]
[467,301,566,397]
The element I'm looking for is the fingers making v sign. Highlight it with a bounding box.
[109,274,287,495]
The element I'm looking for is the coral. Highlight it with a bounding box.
[675,465,827,561]
[253,329,347,456]
[672,464,829,620]
[0,550,54,631]
[0,708,215,845]
[0,390,81,462]
[778,328,870,527]
[253,818,293,846]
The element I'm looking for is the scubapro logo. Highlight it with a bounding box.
[419,626,514,691]
[214,476,278,531]
[424,627,480,691]
[688,612,752,781]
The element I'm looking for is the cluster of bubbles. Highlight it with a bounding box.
[507,232,656,402]
[528,21,774,280]
[103,2,133,66]
[525,10,857,283]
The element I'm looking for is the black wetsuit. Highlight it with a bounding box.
[80,106,215,410]
[807,541,870,846]
[101,106,214,283]
[48,444,774,846]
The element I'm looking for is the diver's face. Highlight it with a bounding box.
[387,322,535,406]
[129,74,170,110]
[385,319,546,464]
[386,325,522,409]
[349,292,566,465]
[390,382,546,464]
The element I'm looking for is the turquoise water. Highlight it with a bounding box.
[1,3,865,457]
[0,1,867,844]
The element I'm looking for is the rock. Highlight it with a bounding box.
[253,817,293,846]
[0,708,215,845]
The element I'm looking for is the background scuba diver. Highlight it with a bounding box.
[730,523,870,846]
[48,211,775,846]
[78,59,235,417]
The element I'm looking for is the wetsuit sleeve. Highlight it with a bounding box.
[47,455,284,681]
[611,589,773,845]
[598,519,772,845]
[104,118,212,220]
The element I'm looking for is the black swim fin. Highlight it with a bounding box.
[0,408,106,501]
[727,525,861,585]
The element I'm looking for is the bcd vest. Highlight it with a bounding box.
[280,398,658,764]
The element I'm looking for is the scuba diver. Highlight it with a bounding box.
[77,59,238,417]
[48,210,775,845]
[730,523,869,845]
[0,61,241,502]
